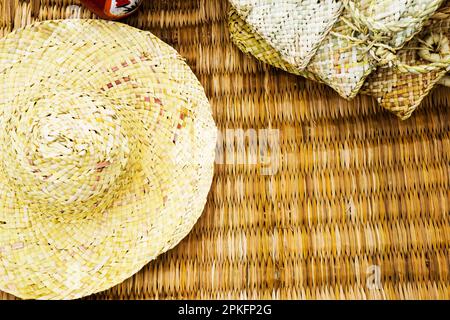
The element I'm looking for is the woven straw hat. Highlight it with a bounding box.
[229,0,444,98]
[0,19,217,299]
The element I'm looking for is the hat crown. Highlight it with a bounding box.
[0,89,130,213]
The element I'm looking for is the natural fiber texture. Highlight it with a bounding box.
[362,16,450,119]
[229,0,450,118]
[228,7,319,80]
[1,0,450,300]
[228,0,445,99]
[344,0,444,48]
[295,0,445,99]
[229,0,343,71]
[304,14,374,99]
[0,19,216,299]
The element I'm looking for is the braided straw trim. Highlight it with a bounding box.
[329,32,450,75]
[0,19,217,299]
[402,34,450,72]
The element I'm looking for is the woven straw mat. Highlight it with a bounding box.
[0,18,217,299]
[0,0,450,300]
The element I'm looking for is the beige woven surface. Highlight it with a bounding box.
[0,0,449,300]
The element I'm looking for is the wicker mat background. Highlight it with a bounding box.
[0,0,449,300]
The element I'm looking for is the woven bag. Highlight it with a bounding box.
[306,0,445,99]
[361,10,450,119]
[0,20,217,300]
[229,0,343,71]
[229,7,320,79]
[229,0,449,118]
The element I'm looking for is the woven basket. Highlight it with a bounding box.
[229,7,319,79]
[229,0,448,116]
[229,0,343,71]
[0,19,217,300]
[362,13,450,119]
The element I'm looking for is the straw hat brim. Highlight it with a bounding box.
[0,20,217,299]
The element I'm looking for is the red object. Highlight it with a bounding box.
[80,0,143,20]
